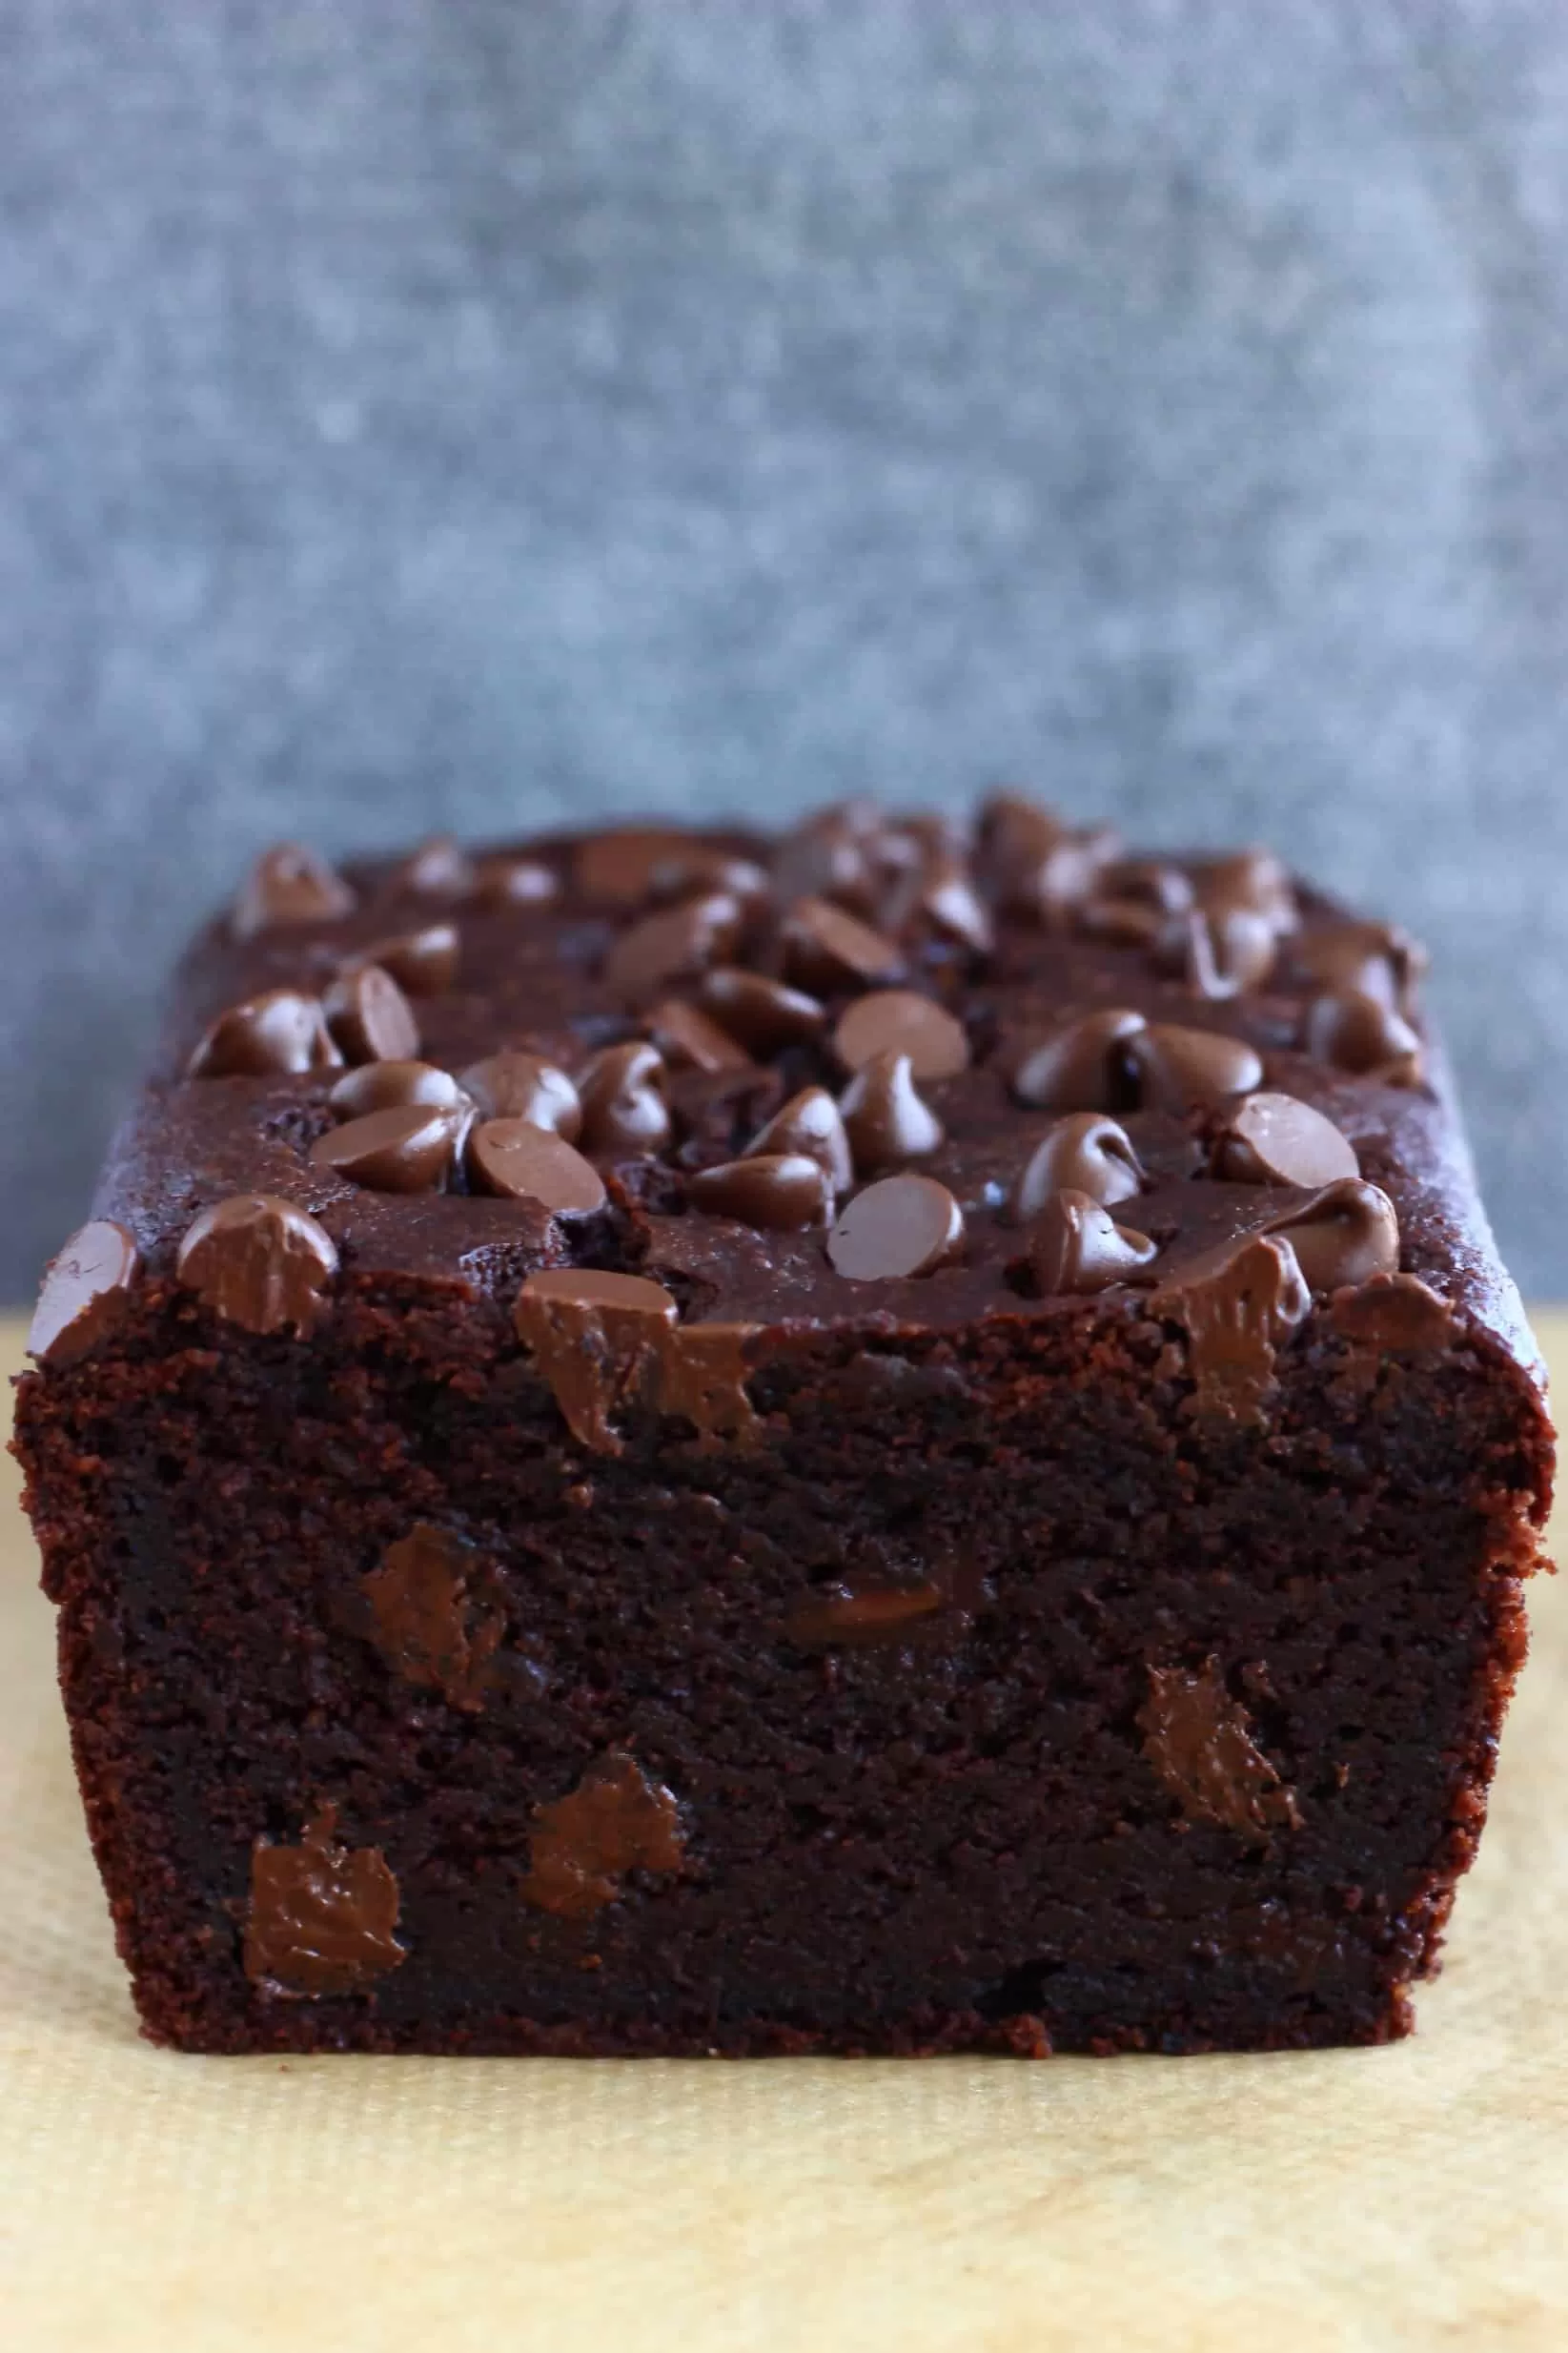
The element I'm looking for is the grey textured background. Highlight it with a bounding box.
[2,1,1566,1298]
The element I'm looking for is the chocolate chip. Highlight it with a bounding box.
[977,789,1067,868]
[515,1268,680,1453]
[361,1524,502,1709]
[1026,1188,1157,1294]
[698,967,827,1053]
[1261,1177,1400,1292]
[839,1050,945,1174]
[1140,1660,1301,1841]
[244,1808,405,1993]
[468,1118,607,1213]
[1127,1023,1263,1110]
[576,828,695,908]
[1212,1092,1359,1187]
[771,808,884,914]
[1171,906,1276,1000]
[474,854,560,907]
[881,857,994,956]
[643,997,755,1074]
[786,1578,947,1647]
[187,989,343,1079]
[232,843,356,938]
[1293,919,1425,1011]
[309,1104,463,1192]
[460,1052,582,1136]
[576,1040,673,1155]
[648,847,770,910]
[28,1219,140,1366]
[1330,1271,1453,1351]
[1191,847,1298,935]
[356,922,460,997]
[323,964,420,1065]
[746,1085,854,1191]
[603,890,743,1002]
[1012,1114,1144,1217]
[686,1152,832,1230]
[1151,1233,1311,1424]
[330,1060,470,1121]
[390,835,476,898]
[826,1174,965,1279]
[1009,1008,1147,1111]
[175,1195,338,1334]
[777,896,907,992]
[521,1752,684,1917]
[1079,860,1193,948]
[1303,990,1424,1085]
[832,988,970,1079]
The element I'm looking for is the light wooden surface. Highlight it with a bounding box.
[2,1315,1564,2353]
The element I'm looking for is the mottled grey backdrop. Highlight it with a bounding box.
[2,2,1566,1298]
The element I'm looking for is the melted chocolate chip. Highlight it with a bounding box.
[389,834,476,899]
[839,1051,945,1174]
[826,1174,965,1279]
[1011,1113,1144,1217]
[521,1752,684,1917]
[644,997,755,1074]
[1009,1008,1147,1112]
[474,853,561,907]
[1304,990,1424,1086]
[323,964,421,1065]
[460,1052,582,1136]
[1262,1178,1400,1292]
[188,989,343,1079]
[746,1086,854,1192]
[698,967,827,1054]
[603,891,743,1002]
[832,989,970,1079]
[29,1219,140,1366]
[361,1524,501,1709]
[514,1268,680,1453]
[176,1195,338,1335]
[786,1578,946,1647]
[1128,1023,1263,1110]
[468,1118,607,1213]
[310,1104,463,1192]
[1026,1189,1157,1295]
[777,896,907,992]
[1151,1233,1310,1424]
[686,1153,832,1230]
[576,1041,673,1156]
[244,1808,405,1993]
[232,843,356,938]
[356,922,461,997]
[1330,1272,1454,1351]
[655,1321,762,1445]
[329,1060,469,1120]
[1139,1659,1302,1842]
[1212,1093,1359,1188]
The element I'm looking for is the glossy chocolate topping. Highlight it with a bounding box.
[40,794,1537,1402]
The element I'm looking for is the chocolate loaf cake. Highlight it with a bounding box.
[12,800,1555,2054]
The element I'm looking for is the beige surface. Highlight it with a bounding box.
[2,1317,1564,2353]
